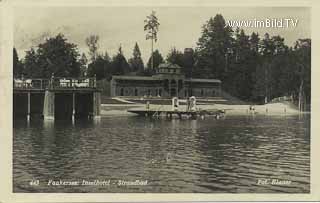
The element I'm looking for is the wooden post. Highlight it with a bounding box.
[43,90,55,120]
[72,92,75,122]
[176,81,179,97]
[93,92,101,119]
[27,92,30,121]
[168,80,171,97]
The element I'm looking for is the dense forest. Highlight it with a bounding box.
[13,14,310,107]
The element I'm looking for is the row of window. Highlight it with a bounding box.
[119,88,162,96]
[157,68,180,74]
[118,87,218,97]
[184,89,217,97]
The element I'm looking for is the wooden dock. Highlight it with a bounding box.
[127,108,225,119]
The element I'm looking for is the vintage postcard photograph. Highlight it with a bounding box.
[12,5,310,193]
[1,0,318,201]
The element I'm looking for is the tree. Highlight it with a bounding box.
[225,29,253,100]
[196,14,234,79]
[85,35,100,62]
[166,47,197,77]
[87,56,109,80]
[79,53,88,76]
[250,32,260,53]
[102,51,113,80]
[252,63,271,103]
[103,51,111,61]
[294,39,311,111]
[144,11,160,71]
[13,48,23,77]
[253,33,289,102]
[194,14,311,106]
[166,47,184,67]
[23,34,81,78]
[147,49,164,72]
[23,48,39,78]
[111,46,130,75]
[128,42,144,73]
[87,50,113,80]
[253,33,275,103]
[182,48,195,78]
[272,35,288,54]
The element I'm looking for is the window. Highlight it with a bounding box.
[135,88,138,96]
[201,89,204,96]
[159,89,162,96]
[212,90,216,97]
[120,88,124,96]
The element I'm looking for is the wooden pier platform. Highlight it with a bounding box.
[127,108,225,119]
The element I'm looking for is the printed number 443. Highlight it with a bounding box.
[29,179,39,186]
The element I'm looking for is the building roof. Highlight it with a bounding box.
[158,63,182,69]
[112,75,221,83]
[112,75,161,81]
[185,78,221,83]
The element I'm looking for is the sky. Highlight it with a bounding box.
[14,7,310,63]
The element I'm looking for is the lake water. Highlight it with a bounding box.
[13,114,310,193]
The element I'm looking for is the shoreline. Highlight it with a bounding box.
[100,102,307,116]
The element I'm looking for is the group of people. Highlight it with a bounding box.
[145,97,198,112]
[172,96,197,112]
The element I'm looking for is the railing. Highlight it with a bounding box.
[152,105,164,117]
[13,77,97,90]
[13,78,49,89]
[270,95,293,103]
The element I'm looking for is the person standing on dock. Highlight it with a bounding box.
[146,101,150,110]
[249,105,256,114]
[186,97,190,112]
[190,96,197,112]
[172,97,179,111]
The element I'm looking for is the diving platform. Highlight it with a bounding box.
[13,76,101,121]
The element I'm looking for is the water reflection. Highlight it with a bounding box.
[13,115,310,193]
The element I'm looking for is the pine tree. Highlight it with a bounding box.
[166,47,184,67]
[294,39,311,111]
[13,48,23,77]
[250,32,260,53]
[85,35,100,62]
[112,46,130,75]
[196,14,234,79]
[87,51,112,80]
[147,49,164,71]
[144,11,160,71]
[182,48,195,78]
[79,53,88,76]
[128,42,144,73]
[23,48,39,78]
